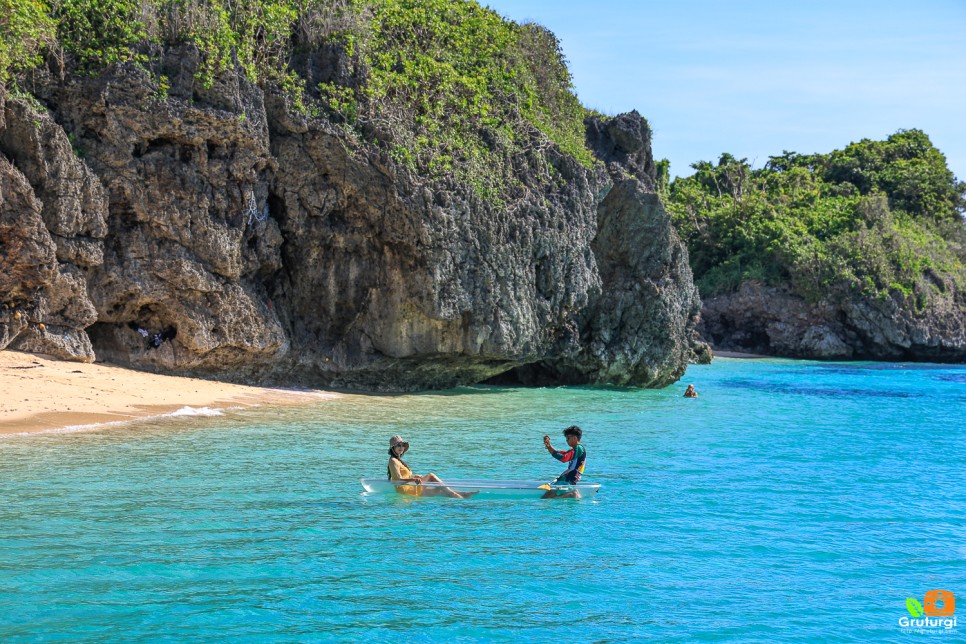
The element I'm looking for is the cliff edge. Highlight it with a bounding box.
[0,40,703,390]
[666,143,966,362]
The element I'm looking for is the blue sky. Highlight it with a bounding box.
[483,0,966,180]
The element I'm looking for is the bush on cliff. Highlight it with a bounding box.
[336,0,595,196]
[5,0,597,198]
[0,0,56,83]
[665,130,966,306]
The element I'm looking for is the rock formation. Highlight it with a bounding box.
[0,88,106,361]
[0,51,703,391]
[700,281,966,361]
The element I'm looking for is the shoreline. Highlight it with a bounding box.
[713,350,770,359]
[0,351,340,436]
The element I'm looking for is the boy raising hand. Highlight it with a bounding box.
[543,425,586,486]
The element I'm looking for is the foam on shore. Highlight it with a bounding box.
[0,351,340,436]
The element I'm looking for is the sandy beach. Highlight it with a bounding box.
[0,351,339,435]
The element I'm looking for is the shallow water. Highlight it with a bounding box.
[1,358,964,641]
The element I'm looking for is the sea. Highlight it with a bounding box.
[1,358,964,642]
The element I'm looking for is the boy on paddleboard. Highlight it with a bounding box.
[542,425,586,498]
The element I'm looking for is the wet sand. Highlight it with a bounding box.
[0,351,339,435]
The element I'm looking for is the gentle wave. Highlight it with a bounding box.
[1,406,233,438]
[168,406,225,417]
[0,417,138,438]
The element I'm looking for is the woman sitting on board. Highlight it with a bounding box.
[387,435,474,499]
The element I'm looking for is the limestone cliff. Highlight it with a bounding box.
[0,89,106,362]
[665,137,966,364]
[0,53,703,391]
[699,281,966,362]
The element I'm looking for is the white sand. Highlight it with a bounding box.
[0,351,339,435]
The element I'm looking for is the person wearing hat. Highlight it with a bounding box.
[387,435,473,499]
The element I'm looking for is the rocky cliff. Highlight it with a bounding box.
[665,136,966,364]
[0,54,704,391]
[699,281,966,362]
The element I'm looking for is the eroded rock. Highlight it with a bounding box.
[1,64,703,390]
[700,281,966,361]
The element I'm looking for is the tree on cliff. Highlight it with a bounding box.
[665,130,966,312]
[0,0,56,84]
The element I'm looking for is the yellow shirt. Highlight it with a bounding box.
[388,458,420,496]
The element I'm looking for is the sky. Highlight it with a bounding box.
[482,0,966,180]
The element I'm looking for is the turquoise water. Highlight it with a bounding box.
[1,358,964,642]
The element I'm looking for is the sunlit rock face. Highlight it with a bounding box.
[699,281,966,362]
[0,59,703,391]
[0,91,105,362]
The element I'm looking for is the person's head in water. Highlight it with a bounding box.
[684,384,698,397]
[562,425,582,448]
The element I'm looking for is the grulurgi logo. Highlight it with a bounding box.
[901,589,956,634]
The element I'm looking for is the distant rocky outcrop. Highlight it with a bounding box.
[0,53,704,391]
[700,281,966,361]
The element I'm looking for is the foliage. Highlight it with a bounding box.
[153,0,236,89]
[511,21,594,167]
[51,0,148,72]
[331,0,596,194]
[655,158,670,201]
[3,0,597,199]
[0,0,56,83]
[665,131,966,306]
[773,129,964,225]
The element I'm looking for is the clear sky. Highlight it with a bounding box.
[482,0,966,180]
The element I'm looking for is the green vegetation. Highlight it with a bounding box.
[665,130,966,306]
[3,0,597,198]
[0,0,56,83]
[340,0,595,197]
[51,0,148,72]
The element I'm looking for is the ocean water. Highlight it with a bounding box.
[1,358,964,642]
